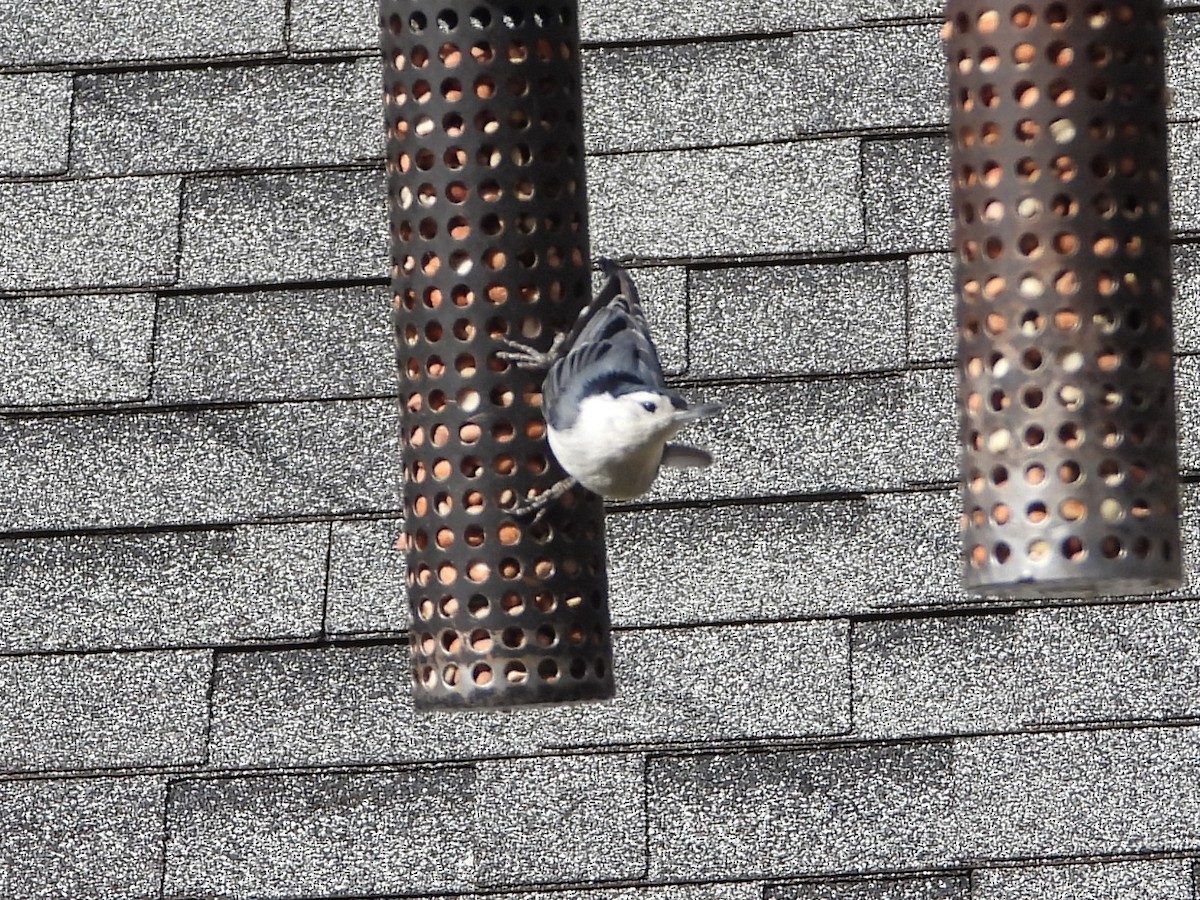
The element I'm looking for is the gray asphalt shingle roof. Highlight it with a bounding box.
[6,0,1200,897]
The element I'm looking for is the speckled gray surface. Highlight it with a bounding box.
[73,61,381,175]
[326,517,407,635]
[1172,243,1200,353]
[290,0,378,51]
[648,744,956,879]
[459,888,761,900]
[791,25,945,134]
[588,140,864,260]
[209,621,848,767]
[1173,356,1200,472]
[0,74,71,177]
[576,0,921,42]
[0,0,285,66]
[0,524,326,652]
[1170,122,1200,234]
[906,253,956,364]
[154,285,393,402]
[163,768,476,897]
[0,293,155,407]
[178,168,387,287]
[901,367,958,484]
[0,650,210,771]
[0,778,166,899]
[1167,14,1200,118]
[689,261,908,377]
[864,137,952,252]
[606,493,964,625]
[954,726,1200,859]
[473,754,646,886]
[0,400,401,530]
[7,1,1200,897]
[647,376,908,501]
[0,177,180,292]
[854,602,1200,738]
[582,39,797,154]
[767,876,969,900]
[972,859,1193,900]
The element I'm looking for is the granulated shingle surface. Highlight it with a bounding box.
[0,293,155,407]
[972,859,1193,900]
[73,61,381,175]
[154,285,393,402]
[163,768,476,897]
[688,261,908,377]
[767,877,970,900]
[0,73,71,177]
[0,0,285,66]
[0,524,326,652]
[208,621,848,768]
[179,168,387,287]
[0,778,166,899]
[6,3,1200,898]
[0,400,400,531]
[0,650,211,771]
[588,140,864,259]
[0,177,180,291]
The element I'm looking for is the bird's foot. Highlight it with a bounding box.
[508,476,577,525]
[495,332,568,371]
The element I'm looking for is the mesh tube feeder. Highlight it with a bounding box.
[945,0,1182,597]
[381,0,613,708]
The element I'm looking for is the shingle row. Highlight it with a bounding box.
[0,400,400,531]
[162,756,646,896]
[854,599,1200,740]
[207,621,850,768]
[0,523,327,653]
[17,0,1200,66]
[767,876,968,900]
[0,268,689,410]
[584,13,1200,151]
[7,729,1200,895]
[12,240,1200,410]
[587,139,865,260]
[972,860,1193,900]
[0,168,384,293]
[650,725,1200,880]
[22,13,1200,190]
[72,60,382,175]
[12,130,1200,296]
[0,650,211,772]
[9,357,1198,532]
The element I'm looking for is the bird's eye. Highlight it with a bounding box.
[641,401,657,413]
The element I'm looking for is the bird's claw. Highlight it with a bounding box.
[508,476,577,525]
[495,333,568,371]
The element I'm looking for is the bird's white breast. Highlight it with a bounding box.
[546,395,664,499]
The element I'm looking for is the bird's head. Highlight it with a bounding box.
[601,388,722,448]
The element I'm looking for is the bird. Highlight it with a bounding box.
[498,259,721,515]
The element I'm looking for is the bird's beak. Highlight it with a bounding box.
[672,402,723,424]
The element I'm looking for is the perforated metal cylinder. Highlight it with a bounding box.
[944,0,1182,597]
[381,0,613,707]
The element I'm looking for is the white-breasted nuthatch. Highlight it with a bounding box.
[499,259,721,514]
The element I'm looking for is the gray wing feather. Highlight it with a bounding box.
[544,260,667,430]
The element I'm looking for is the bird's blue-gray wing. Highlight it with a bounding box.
[544,261,668,430]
